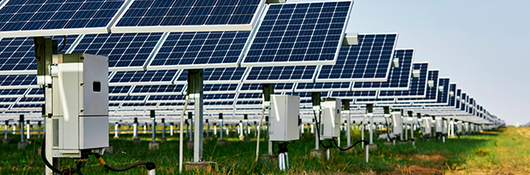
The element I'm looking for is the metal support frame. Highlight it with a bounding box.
[188,69,204,162]
[312,92,321,150]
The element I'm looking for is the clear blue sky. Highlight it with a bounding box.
[289,0,530,125]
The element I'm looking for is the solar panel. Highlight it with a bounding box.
[241,1,352,66]
[0,97,17,104]
[330,91,377,99]
[109,70,178,85]
[147,31,251,69]
[175,67,248,84]
[201,84,239,94]
[147,95,185,102]
[109,95,146,103]
[121,103,156,107]
[0,88,26,97]
[204,93,236,100]
[237,93,262,100]
[398,70,439,102]
[0,0,127,37]
[204,101,234,106]
[461,92,467,111]
[11,103,40,108]
[286,92,329,99]
[112,0,265,33]
[72,32,164,70]
[108,85,131,95]
[447,84,457,107]
[18,97,44,104]
[455,89,462,109]
[413,77,448,105]
[244,66,317,83]
[238,83,294,93]
[295,82,350,92]
[25,88,43,97]
[131,84,184,95]
[317,33,398,82]
[0,35,77,72]
[0,74,37,87]
[378,63,429,98]
[351,48,413,90]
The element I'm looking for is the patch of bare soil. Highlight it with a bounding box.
[413,154,446,162]
[394,165,442,175]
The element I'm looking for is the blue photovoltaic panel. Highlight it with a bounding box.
[18,97,44,103]
[122,103,156,107]
[109,103,120,107]
[296,82,350,92]
[0,97,17,103]
[448,84,457,107]
[26,88,43,96]
[0,88,26,96]
[149,31,250,68]
[204,101,233,106]
[435,78,450,104]
[455,89,461,109]
[73,33,163,68]
[132,85,184,94]
[204,93,235,100]
[109,95,145,102]
[398,70,438,101]
[202,84,238,93]
[110,70,177,83]
[317,34,397,82]
[0,0,125,36]
[461,92,466,111]
[330,91,376,98]
[12,103,40,108]
[242,1,352,66]
[236,100,261,105]
[237,93,262,99]
[355,98,394,103]
[159,102,187,106]
[176,67,247,83]
[239,83,294,92]
[378,63,429,98]
[115,0,261,27]
[0,35,76,71]
[244,66,316,83]
[0,74,36,86]
[0,104,9,108]
[148,95,185,101]
[108,86,131,94]
[352,49,413,90]
[286,92,329,99]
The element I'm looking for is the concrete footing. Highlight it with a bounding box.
[185,161,216,173]
[161,137,167,143]
[310,149,327,159]
[368,144,378,151]
[106,145,114,154]
[216,139,226,146]
[149,142,159,150]
[2,138,9,144]
[18,142,27,150]
[133,138,141,145]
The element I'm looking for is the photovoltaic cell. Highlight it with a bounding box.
[204,93,235,100]
[12,103,40,108]
[18,97,44,103]
[122,103,156,107]
[73,33,163,68]
[330,91,376,98]
[295,82,350,92]
[176,67,247,83]
[0,74,36,86]
[115,0,262,27]
[108,85,131,94]
[0,88,26,96]
[202,84,239,93]
[204,101,233,106]
[109,95,145,102]
[0,0,126,37]
[26,88,43,96]
[237,93,262,99]
[131,84,184,94]
[239,83,294,92]
[0,35,77,71]
[398,70,438,101]
[148,95,185,101]
[352,49,413,90]
[149,31,250,68]
[110,70,177,83]
[242,1,352,66]
[244,66,316,83]
[317,33,397,82]
[378,63,429,98]
[448,84,457,107]
[455,89,461,109]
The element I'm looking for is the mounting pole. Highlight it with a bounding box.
[188,69,204,162]
[262,84,274,156]
[312,92,321,150]
[342,99,351,146]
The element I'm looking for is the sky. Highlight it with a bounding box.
[289,0,530,125]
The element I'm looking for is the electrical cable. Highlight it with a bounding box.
[92,153,155,172]
[312,110,332,149]
[330,138,368,151]
[41,135,84,175]
[179,95,190,172]
[254,106,266,162]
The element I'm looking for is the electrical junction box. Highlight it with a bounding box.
[50,54,109,158]
[391,110,402,135]
[435,117,442,133]
[269,95,300,142]
[464,122,469,132]
[422,117,431,135]
[320,98,341,140]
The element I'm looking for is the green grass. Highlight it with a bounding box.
[0,127,528,174]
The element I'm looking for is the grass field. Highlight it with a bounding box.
[0,126,528,174]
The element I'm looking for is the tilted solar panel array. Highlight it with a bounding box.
[352,48,413,90]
